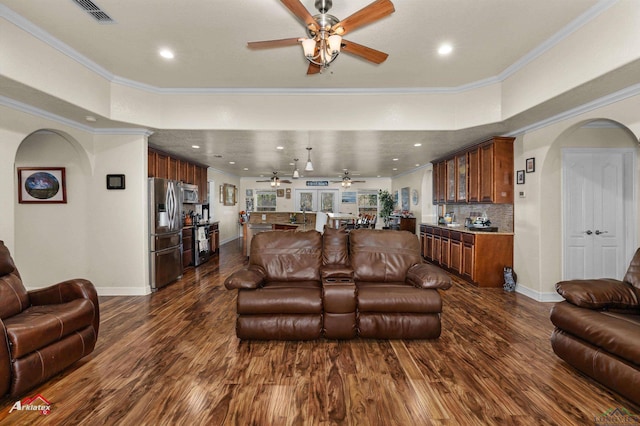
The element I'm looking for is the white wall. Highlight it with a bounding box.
[390,168,429,234]
[207,168,241,244]
[514,101,640,301]
[1,106,150,295]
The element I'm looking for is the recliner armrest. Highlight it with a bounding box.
[224,266,266,290]
[320,264,354,279]
[28,278,100,335]
[0,320,10,397]
[406,263,452,290]
[555,278,640,310]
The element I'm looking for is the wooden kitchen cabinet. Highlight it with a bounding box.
[208,222,219,255]
[467,147,480,203]
[456,154,467,202]
[422,224,513,287]
[446,158,456,203]
[148,148,208,203]
[182,227,193,270]
[168,156,179,181]
[431,136,513,204]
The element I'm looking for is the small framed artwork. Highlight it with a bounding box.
[276,189,284,197]
[18,167,67,203]
[526,157,535,173]
[285,188,291,199]
[516,170,525,185]
[222,183,237,206]
[246,189,253,197]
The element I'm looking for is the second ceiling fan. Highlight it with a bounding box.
[331,171,366,187]
[248,0,395,74]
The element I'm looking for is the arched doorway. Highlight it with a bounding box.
[557,119,637,280]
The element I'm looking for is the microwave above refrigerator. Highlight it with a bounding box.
[181,183,199,204]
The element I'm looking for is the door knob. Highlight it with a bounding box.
[595,230,608,235]
[585,230,592,235]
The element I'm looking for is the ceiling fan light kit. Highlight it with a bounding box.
[248,0,395,74]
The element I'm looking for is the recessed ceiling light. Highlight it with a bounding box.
[393,168,398,171]
[414,143,422,147]
[191,145,200,149]
[243,167,249,171]
[229,161,235,165]
[416,163,420,167]
[392,158,399,161]
[159,49,174,59]
[438,43,453,56]
[276,146,284,150]
[85,115,97,122]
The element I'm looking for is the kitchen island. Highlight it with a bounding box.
[243,212,316,257]
[420,224,513,287]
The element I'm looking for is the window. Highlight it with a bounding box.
[255,190,276,211]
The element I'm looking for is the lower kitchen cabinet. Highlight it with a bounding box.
[208,222,219,254]
[420,224,513,287]
[182,227,193,270]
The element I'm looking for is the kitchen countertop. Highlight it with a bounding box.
[422,223,514,236]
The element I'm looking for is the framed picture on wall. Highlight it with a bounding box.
[516,170,525,185]
[526,157,535,173]
[17,167,67,203]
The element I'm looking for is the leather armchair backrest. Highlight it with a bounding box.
[623,247,640,290]
[250,230,322,282]
[322,226,349,266]
[349,229,421,282]
[0,241,29,319]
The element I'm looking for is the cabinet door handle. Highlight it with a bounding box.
[585,230,592,235]
[595,230,608,235]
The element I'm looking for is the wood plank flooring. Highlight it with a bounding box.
[1,238,638,425]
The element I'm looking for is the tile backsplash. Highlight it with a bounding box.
[438,204,514,232]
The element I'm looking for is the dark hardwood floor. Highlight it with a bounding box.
[1,238,638,425]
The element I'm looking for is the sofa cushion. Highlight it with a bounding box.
[556,279,639,310]
[357,283,442,313]
[237,287,322,315]
[322,226,349,266]
[4,299,95,358]
[0,274,29,320]
[350,229,421,282]
[249,230,322,282]
[550,301,640,366]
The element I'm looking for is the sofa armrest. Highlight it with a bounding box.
[28,278,100,335]
[406,263,452,290]
[555,278,640,310]
[224,266,266,290]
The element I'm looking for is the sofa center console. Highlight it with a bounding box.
[322,278,357,339]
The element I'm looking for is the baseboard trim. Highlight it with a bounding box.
[95,286,151,296]
[516,285,563,302]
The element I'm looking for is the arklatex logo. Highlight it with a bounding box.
[9,394,52,415]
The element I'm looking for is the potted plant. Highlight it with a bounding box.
[378,190,395,229]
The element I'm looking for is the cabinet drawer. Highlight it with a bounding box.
[450,231,461,241]
[462,234,475,245]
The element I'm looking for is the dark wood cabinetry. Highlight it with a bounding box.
[148,148,208,203]
[390,216,416,233]
[208,222,219,254]
[182,227,193,270]
[432,136,514,205]
[420,224,513,287]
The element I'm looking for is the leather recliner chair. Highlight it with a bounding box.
[550,248,640,405]
[0,241,99,398]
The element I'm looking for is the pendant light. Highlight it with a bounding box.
[292,159,300,179]
[305,147,314,172]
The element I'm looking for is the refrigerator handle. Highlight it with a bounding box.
[166,181,178,230]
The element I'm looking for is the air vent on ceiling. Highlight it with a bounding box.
[71,0,115,23]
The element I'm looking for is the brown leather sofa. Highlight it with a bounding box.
[0,241,99,398]
[225,228,451,340]
[550,249,640,405]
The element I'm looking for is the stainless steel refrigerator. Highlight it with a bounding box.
[149,177,182,291]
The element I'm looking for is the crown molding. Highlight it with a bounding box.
[0,1,618,96]
[0,96,152,136]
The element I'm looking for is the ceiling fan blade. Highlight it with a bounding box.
[247,38,301,49]
[280,180,293,184]
[307,61,322,75]
[352,180,367,183]
[332,0,395,36]
[341,39,388,64]
[281,0,319,32]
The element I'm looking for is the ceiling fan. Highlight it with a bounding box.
[256,172,293,186]
[247,0,395,74]
[331,171,366,187]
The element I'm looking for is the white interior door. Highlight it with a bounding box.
[563,149,627,279]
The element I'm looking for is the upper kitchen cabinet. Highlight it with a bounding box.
[478,137,514,203]
[148,148,209,202]
[432,136,514,205]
